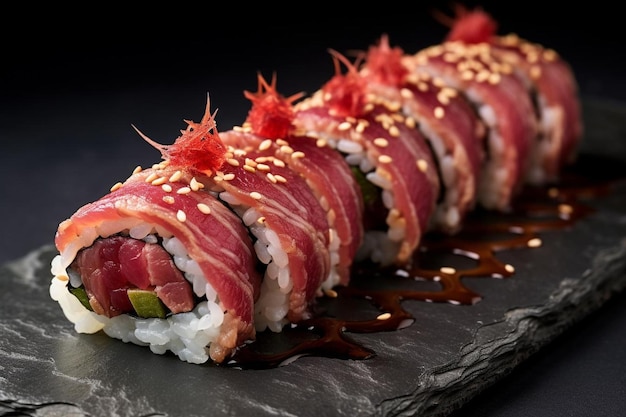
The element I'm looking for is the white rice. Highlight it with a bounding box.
[50,221,225,364]
[304,131,406,266]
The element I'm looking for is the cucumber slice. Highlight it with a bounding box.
[127,289,167,319]
[69,287,93,311]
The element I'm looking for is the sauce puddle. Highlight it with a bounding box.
[225,157,621,369]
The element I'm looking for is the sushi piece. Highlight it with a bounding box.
[226,73,364,291]
[440,5,583,185]
[49,99,263,364]
[360,35,486,234]
[406,30,538,211]
[207,128,333,333]
[293,51,440,266]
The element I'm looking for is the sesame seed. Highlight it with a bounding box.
[250,191,263,200]
[488,72,501,84]
[190,177,203,191]
[227,158,240,166]
[530,66,542,79]
[259,139,272,151]
[280,145,294,154]
[169,170,183,182]
[338,121,352,131]
[388,125,400,137]
[505,264,515,273]
[177,186,191,194]
[291,151,305,159]
[558,204,573,215]
[437,91,450,105]
[267,173,277,183]
[223,173,235,181]
[378,154,393,164]
[144,172,158,183]
[151,176,168,186]
[197,203,211,214]
[256,163,270,171]
[161,184,172,192]
[273,159,285,168]
[132,165,143,174]
[276,139,288,146]
[434,107,445,119]
[176,210,187,222]
[417,159,428,172]
[162,196,175,204]
[377,312,391,320]
[243,165,256,173]
[528,238,542,248]
[440,266,456,274]
[110,182,123,192]
[245,158,257,167]
[274,174,287,183]
[373,137,389,147]
[316,138,327,147]
[324,288,338,298]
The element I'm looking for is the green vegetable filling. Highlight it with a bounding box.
[127,289,167,319]
[69,287,92,311]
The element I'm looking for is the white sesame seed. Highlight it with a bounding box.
[177,187,191,194]
[378,154,393,164]
[151,176,168,186]
[161,184,172,193]
[291,151,305,159]
[250,191,263,200]
[338,121,352,131]
[169,170,183,182]
[259,139,272,151]
[417,159,428,172]
[373,137,389,147]
[163,196,175,204]
[144,172,158,183]
[528,238,542,248]
[132,165,143,174]
[505,264,515,273]
[223,173,235,181]
[377,312,391,320]
[227,158,240,166]
[197,203,211,214]
[440,266,456,274]
[176,210,187,222]
[110,182,123,192]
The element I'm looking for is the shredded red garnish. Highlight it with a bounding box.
[434,4,498,44]
[363,34,408,87]
[321,49,368,118]
[133,95,226,175]
[243,73,304,139]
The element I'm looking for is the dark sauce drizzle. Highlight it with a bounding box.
[225,159,621,369]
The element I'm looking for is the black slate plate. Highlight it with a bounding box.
[1,99,626,417]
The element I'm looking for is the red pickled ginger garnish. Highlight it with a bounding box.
[363,34,408,87]
[321,49,368,118]
[434,4,498,44]
[133,95,226,175]
[243,73,304,139]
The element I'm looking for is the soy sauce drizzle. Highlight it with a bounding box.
[226,165,618,370]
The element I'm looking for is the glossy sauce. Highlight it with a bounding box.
[226,160,620,369]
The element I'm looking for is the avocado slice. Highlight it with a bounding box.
[127,289,167,319]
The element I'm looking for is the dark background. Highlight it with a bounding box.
[1,1,625,416]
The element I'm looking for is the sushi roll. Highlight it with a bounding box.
[293,51,440,266]
[359,35,486,234]
[440,5,583,185]
[49,100,263,364]
[406,31,538,211]
[206,128,333,333]
[228,73,364,291]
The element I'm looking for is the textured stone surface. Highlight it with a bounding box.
[0,100,625,417]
